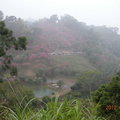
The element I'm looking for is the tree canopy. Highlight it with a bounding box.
[0,11,4,20]
[0,21,27,79]
[92,72,120,119]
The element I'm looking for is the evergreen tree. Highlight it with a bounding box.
[0,21,27,80]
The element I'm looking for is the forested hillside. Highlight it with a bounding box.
[1,12,120,78]
[1,9,120,120]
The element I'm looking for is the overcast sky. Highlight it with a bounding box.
[0,0,120,27]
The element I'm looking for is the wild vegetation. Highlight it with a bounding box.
[1,11,120,79]
[1,98,106,120]
[92,73,120,119]
[0,10,120,120]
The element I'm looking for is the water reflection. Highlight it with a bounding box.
[33,87,55,98]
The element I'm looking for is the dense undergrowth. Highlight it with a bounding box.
[1,97,106,120]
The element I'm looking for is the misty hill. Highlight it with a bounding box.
[3,14,120,77]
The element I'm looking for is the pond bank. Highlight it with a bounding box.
[21,77,76,98]
[47,77,76,97]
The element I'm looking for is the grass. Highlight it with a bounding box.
[52,55,97,72]
[17,55,97,78]
[1,97,106,120]
[0,80,106,120]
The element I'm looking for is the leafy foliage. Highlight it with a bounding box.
[0,81,34,108]
[92,73,120,119]
[0,11,3,20]
[71,71,103,97]
[2,98,106,120]
[0,21,27,78]
[1,10,119,79]
[57,80,64,88]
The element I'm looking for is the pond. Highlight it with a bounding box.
[33,87,55,98]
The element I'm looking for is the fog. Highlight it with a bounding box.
[1,0,120,118]
[0,0,120,27]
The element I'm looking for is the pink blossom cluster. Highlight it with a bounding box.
[0,62,3,66]
[8,76,16,81]
[34,64,46,69]
[11,63,18,66]
[27,52,49,61]
[39,53,48,58]
[28,54,37,60]
[20,62,31,66]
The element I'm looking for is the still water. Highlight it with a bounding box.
[33,87,55,98]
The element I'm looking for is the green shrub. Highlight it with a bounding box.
[0,81,34,108]
[3,98,106,120]
[92,75,120,120]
